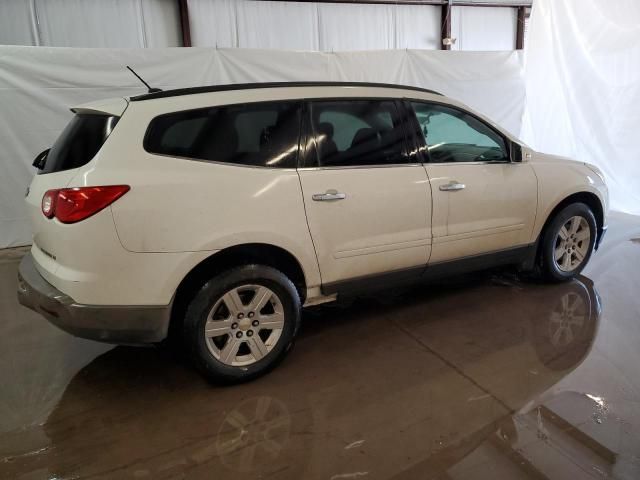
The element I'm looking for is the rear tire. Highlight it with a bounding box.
[183,265,301,384]
[539,203,596,282]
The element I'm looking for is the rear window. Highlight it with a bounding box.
[144,101,301,169]
[40,114,119,174]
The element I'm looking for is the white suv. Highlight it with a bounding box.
[17,82,608,383]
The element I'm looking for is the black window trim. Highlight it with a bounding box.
[397,100,429,165]
[143,99,304,170]
[298,96,418,170]
[404,98,514,165]
[142,96,515,170]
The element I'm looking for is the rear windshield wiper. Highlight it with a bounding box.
[32,149,49,170]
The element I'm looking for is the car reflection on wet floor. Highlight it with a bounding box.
[1,212,640,479]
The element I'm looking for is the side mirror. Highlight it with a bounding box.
[32,149,50,170]
[510,142,523,163]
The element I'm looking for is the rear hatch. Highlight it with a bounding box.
[25,98,127,278]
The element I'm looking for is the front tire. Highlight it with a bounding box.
[183,265,301,384]
[539,203,597,282]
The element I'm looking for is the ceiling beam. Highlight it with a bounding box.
[451,1,532,6]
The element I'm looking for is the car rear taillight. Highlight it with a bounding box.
[41,189,59,218]
[41,185,130,224]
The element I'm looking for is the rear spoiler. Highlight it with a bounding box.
[71,97,129,117]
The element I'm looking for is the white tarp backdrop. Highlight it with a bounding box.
[521,0,640,215]
[0,46,525,248]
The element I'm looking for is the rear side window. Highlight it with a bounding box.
[41,114,119,174]
[307,100,407,168]
[144,101,301,168]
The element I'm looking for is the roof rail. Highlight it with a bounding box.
[129,81,443,101]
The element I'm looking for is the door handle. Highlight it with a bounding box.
[439,182,466,192]
[312,191,346,201]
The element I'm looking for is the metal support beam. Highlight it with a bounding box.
[178,0,192,47]
[269,0,446,5]
[453,1,531,6]
[441,1,452,50]
[516,5,525,50]
[260,1,532,6]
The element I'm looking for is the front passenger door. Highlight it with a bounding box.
[409,101,537,264]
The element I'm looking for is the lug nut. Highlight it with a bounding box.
[231,322,238,329]
[236,331,243,338]
[237,313,244,319]
[252,320,259,327]
[247,330,253,337]
[248,312,255,318]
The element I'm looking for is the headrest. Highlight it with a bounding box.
[351,127,378,147]
[317,122,334,138]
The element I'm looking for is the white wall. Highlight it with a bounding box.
[0,0,182,47]
[0,0,518,51]
[451,6,517,51]
[188,1,513,51]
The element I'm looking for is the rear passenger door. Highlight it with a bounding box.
[297,99,432,291]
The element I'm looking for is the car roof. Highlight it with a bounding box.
[129,81,443,102]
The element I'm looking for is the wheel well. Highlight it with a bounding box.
[168,244,307,339]
[542,192,604,234]
[534,192,604,263]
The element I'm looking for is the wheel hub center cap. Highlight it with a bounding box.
[238,318,252,331]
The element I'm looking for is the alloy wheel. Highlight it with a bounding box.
[204,285,285,367]
[553,216,591,272]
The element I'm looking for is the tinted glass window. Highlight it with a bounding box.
[41,114,119,174]
[308,101,406,167]
[411,102,508,163]
[145,102,301,168]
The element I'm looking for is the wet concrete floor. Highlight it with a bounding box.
[1,212,639,479]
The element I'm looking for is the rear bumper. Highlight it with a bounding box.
[17,253,170,344]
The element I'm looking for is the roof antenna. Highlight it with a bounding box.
[126,65,162,93]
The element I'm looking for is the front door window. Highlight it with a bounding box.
[411,102,508,163]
